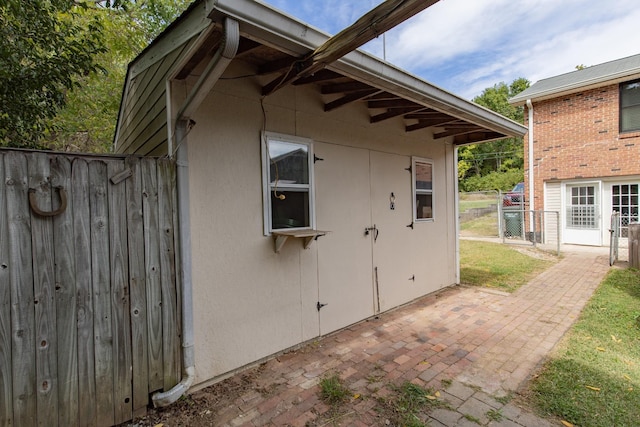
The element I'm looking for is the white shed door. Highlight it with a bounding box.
[369,151,413,312]
[315,143,375,335]
[315,146,414,334]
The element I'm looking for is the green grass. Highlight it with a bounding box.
[459,199,496,212]
[459,240,556,292]
[529,268,640,427]
[319,374,352,405]
[381,382,443,427]
[459,214,499,237]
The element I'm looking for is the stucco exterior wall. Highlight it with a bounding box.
[524,83,640,212]
[185,65,457,387]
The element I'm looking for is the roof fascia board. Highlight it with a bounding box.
[130,2,211,79]
[510,70,640,106]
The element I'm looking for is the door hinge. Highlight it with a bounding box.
[317,301,327,311]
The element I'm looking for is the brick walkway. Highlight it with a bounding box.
[139,247,613,427]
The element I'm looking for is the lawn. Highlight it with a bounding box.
[528,268,640,427]
[459,214,499,237]
[459,239,556,292]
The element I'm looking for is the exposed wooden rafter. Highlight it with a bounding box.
[453,131,504,145]
[434,125,483,139]
[325,88,380,112]
[371,106,424,123]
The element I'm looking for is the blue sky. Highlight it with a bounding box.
[261,0,640,100]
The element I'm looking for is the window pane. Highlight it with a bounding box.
[268,141,309,185]
[621,105,640,132]
[415,162,432,190]
[416,193,432,219]
[621,81,640,107]
[271,190,310,229]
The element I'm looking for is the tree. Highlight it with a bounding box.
[458,77,530,191]
[44,0,192,152]
[0,1,110,148]
[0,0,187,150]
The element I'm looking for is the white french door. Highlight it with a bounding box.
[563,183,602,245]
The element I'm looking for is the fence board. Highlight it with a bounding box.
[125,157,149,415]
[73,159,97,426]
[107,161,133,424]
[51,156,79,427]
[6,152,37,426]
[29,153,60,425]
[158,160,180,389]
[89,160,115,427]
[0,153,12,426]
[142,158,163,392]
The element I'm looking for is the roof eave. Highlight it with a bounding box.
[510,70,640,106]
[208,0,526,139]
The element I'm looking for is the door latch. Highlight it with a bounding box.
[317,302,327,311]
[365,225,379,242]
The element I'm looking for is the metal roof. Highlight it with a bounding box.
[510,53,640,106]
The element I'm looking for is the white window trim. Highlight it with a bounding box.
[412,156,434,223]
[262,131,316,235]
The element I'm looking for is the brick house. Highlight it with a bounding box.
[510,53,640,246]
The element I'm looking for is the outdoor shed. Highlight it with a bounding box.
[114,0,526,395]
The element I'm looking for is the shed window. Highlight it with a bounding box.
[262,132,315,234]
[620,79,640,133]
[412,157,433,221]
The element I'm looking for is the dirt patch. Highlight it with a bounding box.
[121,364,269,427]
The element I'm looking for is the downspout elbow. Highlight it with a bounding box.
[151,366,196,408]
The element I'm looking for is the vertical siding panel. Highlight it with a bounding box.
[51,156,79,427]
[142,159,163,392]
[158,160,180,389]
[0,153,13,426]
[125,157,149,415]
[6,152,36,426]
[107,161,133,424]
[73,159,96,426]
[89,161,114,427]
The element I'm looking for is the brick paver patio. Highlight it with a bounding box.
[136,247,613,426]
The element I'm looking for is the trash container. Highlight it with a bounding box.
[504,211,522,237]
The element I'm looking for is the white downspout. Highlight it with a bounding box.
[152,17,239,408]
[454,145,460,284]
[526,99,535,230]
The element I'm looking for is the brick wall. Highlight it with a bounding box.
[523,83,640,210]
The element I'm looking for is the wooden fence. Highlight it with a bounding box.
[0,149,181,427]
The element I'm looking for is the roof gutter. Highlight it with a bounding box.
[152,16,239,408]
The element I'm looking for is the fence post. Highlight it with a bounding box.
[629,223,640,268]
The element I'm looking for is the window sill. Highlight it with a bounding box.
[272,229,328,253]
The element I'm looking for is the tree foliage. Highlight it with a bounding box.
[0,0,191,151]
[458,78,530,192]
[0,1,107,148]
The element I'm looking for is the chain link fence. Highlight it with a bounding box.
[500,208,561,255]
